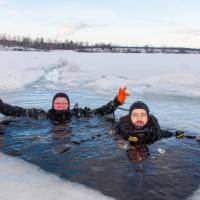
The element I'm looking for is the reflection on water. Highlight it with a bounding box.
[127,145,150,163]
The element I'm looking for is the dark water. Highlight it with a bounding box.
[0,77,200,200]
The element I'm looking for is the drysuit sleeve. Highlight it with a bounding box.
[159,129,173,138]
[72,97,122,117]
[93,97,122,115]
[0,99,47,119]
[150,115,173,140]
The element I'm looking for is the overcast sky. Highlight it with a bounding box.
[0,0,200,47]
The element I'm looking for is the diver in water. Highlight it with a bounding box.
[113,101,199,145]
[0,87,129,124]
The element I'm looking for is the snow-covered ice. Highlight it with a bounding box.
[0,50,200,97]
[0,152,115,200]
[0,51,67,91]
[188,186,200,200]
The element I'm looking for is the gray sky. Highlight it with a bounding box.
[0,0,200,47]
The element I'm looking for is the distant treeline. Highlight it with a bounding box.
[0,33,111,50]
[0,33,200,54]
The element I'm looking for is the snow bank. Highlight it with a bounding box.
[0,152,115,200]
[59,52,200,97]
[0,51,67,91]
[0,50,200,97]
[187,186,200,200]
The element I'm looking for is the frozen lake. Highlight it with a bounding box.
[0,51,200,200]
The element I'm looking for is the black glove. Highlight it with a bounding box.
[175,131,185,139]
[83,107,91,116]
[27,108,46,119]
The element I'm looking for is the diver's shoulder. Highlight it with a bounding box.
[149,114,158,121]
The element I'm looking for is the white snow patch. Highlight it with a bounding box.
[0,51,67,91]
[0,50,200,97]
[0,152,116,200]
[187,186,200,200]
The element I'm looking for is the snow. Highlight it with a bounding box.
[0,51,67,91]
[188,186,200,200]
[0,152,115,200]
[0,50,200,200]
[0,50,200,97]
[57,51,200,97]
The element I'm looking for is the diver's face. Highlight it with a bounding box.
[131,109,148,128]
[53,97,69,111]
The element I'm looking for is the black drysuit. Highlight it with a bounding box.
[114,114,173,145]
[0,97,121,124]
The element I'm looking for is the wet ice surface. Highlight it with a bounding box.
[0,51,200,200]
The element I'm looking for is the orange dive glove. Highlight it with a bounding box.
[117,87,130,104]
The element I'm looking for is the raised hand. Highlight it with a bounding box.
[117,87,130,104]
